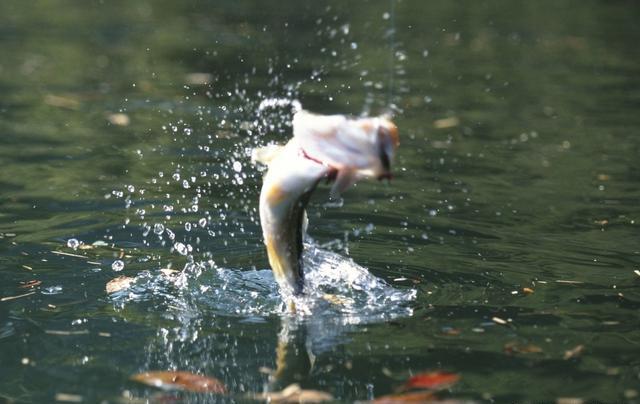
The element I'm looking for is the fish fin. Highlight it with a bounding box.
[251,144,284,166]
[330,169,358,200]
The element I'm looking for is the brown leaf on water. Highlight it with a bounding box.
[563,345,585,360]
[522,287,534,294]
[19,280,42,288]
[401,372,460,391]
[106,276,135,294]
[130,371,226,394]
[250,383,333,403]
[504,342,543,355]
[596,174,610,181]
[372,390,438,403]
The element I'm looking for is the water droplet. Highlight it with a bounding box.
[66,238,80,250]
[174,242,188,256]
[112,260,125,272]
[153,223,165,235]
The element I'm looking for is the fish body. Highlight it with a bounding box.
[256,109,399,299]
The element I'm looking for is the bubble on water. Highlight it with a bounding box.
[112,260,125,272]
[166,229,176,240]
[185,222,192,232]
[174,242,188,256]
[153,223,165,235]
[67,238,80,250]
[127,185,135,193]
[198,218,207,227]
[232,161,242,173]
[172,173,180,181]
[142,224,151,237]
[182,180,191,189]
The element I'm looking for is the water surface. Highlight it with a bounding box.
[1,1,639,402]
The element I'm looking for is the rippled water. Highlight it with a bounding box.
[1,1,640,403]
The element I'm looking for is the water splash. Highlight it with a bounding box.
[110,242,415,324]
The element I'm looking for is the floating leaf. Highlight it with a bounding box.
[106,276,135,294]
[107,113,130,126]
[491,316,508,325]
[373,390,437,403]
[433,117,460,129]
[563,345,585,360]
[130,371,226,394]
[504,342,543,355]
[402,372,460,391]
[19,280,42,288]
[249,383,332,403]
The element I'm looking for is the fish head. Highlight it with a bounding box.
[293,110,400,183]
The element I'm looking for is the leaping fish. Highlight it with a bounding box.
[253,108,399,301]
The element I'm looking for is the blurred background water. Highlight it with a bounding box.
[1,0,639,402]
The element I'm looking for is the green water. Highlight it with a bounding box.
[1,1,640,402]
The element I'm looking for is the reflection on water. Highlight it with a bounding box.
[110,241,415,401]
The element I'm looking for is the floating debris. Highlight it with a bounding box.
[563,344,585,360]
[106,113,130,126]
[130,371,227,394]
[1,291,36,302]
[433,116,460,129]
[401,371,460,391]
[522,287,534,294]
[51,250,87,259]
[19,280,42,288]
[634,270,640,278]
[45,330,89,336]
[492,316,508,325]
[504,342,543,355]
[54,393,83,403]
[21,265,33,271]
[249,383,332,403]
[555,280,583,285]
[106,276,135,294]
[185,72,213,85]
